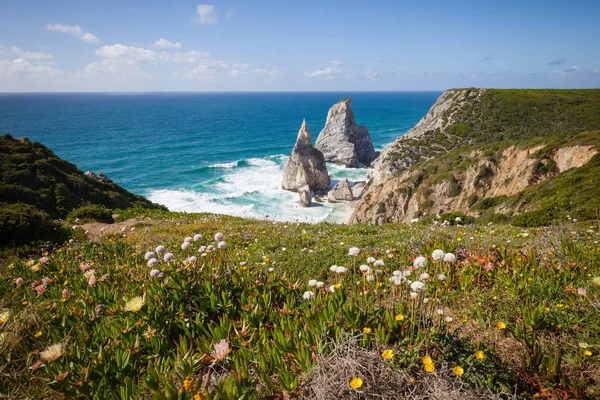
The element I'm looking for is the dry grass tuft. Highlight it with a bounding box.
[302,337,516,400]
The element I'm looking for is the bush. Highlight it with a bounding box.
[511,209,556,227]
[67,205,114,224]
[0,203,59,244]
[439,212,474,225]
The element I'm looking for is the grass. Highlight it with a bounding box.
[1,211,599,399]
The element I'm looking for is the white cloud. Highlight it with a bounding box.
[366,70,380,80]
[305,61,343,79]
[0,58,61,79]
[171,50,212,64]
[565,66,580,73]
[2,46,53,60]
[228,63,249,77]
[196,4,218,24]
[254,67,280,77]
[154,38,182,50]
[225,8,234,19]
[46,23,100,43]
[96,44,166,62]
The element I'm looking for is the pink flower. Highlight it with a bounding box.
[217,241,228,250]
[214,233,224,242]
[578,287,587,296]
[88,275,97,286]
[39,257,49,265]
[484,262,494,271]
[15,277,24,287]
[80,263,90,271]
[99,272,110,282]
[35,285,46,296]
[62,288,69,298]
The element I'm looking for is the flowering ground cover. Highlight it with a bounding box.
[1,212,599,399]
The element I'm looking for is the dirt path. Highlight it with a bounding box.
[79,217,150,240]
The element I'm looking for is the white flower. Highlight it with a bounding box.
[184,236,193,243]
[413,256,427,269]
[359,265,370,272]
[375,269,383,275]
[366,257,376,264]
[390,276,403,285]
[207,245,215,252]
[163,253,175,262]
[443,253,457,263]
[436,273,447,281]
[410,281,426,292]
[302,291,315,300]
[328,285,336,293]
[308,279,318,287]
[436,308,445,315]
[431,249,445,261]
[392,270,401,276]
[329,265,338,272]
[150,269,164,278]
[315,281,324,288]
[268,267,274,272]
[240,261,247,266]
[374,259,385,267]
[144,251,155,260]
[198,246,207,253]
[155,245,165,254]
[455,217,462,222]
[423,297,430,303]
[409,291,418,299]
[147,258,158,267]
[181,241,191,250]
[445,316,453,323]
[410,217,419,224]
[193,234,202,241]
[366,274,375,281]
[214,233,224,242]
[348,247,360,256]
[419,273,430,281]
[186,256,197,263]
[335,266,348,274]
[217,241,228,249]
[401,270,412,277]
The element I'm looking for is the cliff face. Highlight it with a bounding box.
[315,98,378,167]
[351,89,600,225]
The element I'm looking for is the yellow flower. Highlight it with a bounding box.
[0,310,9,325]
[31,264,41,272]
[583,350,592,357]
[183,376,194,391]
[349,377,363,389]
[424,363,435,372]
[592,277,600,287]
[21,300,28,305]
[422,355,433,365]
[334,283,342,289]
[363,327,371,334]
[193,392,206,400]
[474,350,486,360]
[34,331,42,338]
[381,349,394,359]
[395,314,405,321]
[496,321,507,330]
[63,280,68,286]
[40,343,64,361]
[452,366,464,376]
[124,296,144,312]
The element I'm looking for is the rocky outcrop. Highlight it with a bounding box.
[315,98,378,167]
[299,188,312,207]
[327,178,353,202]
[282,119,330,193]
[351,181,367,199]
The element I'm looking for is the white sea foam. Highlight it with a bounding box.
[209,161,240,169]
[147,155,370,223]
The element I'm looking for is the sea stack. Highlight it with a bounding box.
[315,97,378,167]
[282,119,330,193]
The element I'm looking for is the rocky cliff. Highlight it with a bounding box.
[351,89,600,225]
[315,98,378,167]
[282,119,330,193]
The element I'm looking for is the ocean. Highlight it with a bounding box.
[0,92,439,223]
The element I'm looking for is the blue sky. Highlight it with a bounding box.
[0,0,599,91]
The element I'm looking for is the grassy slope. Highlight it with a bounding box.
[1,211,599,398]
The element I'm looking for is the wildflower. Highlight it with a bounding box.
[335,266,348,274]
[80,263,90,271]
[40,343,64,362]
[348,247,360,256]
[455,217,462,222]
[193,392,206,400]
[363,327,371,334]
[452,366,464,376]
[592,277,600,287]
[302,291,315,300]
[207,245,215,252]
[413,256,427,269]
[88,275,97,286]
[381,349,394,359]
[419,272,430,281]
[579,342,588,349]
[583,350,593,357]
[410,281,425,292]
[365,274,375,281]
[181,241,191,250]
[395,314,405,321]
[578,287,587,296]
[349,377,363,389]
[315,281,324,288]
[334,283,342,290]
[211,339,231,361]
[155,245,166,254]
[444,253,457,263]
[184,236,193,243]
[374,259,385,267]
[183,376,194,391]
[432,249,445,261]
[409,291,418,299]
[474,350,486,360]
[496,321,507,330]
[150,269,164,278]
[35,285,46,296]
[436,273,446,281]
[15,277,24,287]
[163,253,175,262]
[144,251,155,260]
[199,246,207,253]
[214,233,224,242]
[268,267,274,272]
[217,241,228,250]
[359,265,370,272]
[366,257,376,264]
[436,308,445,315]
[445,316,453,323]
[31,264,41,272]
[186,256,198,263]
[0,310,9,325]
[62,288,69,299]
[39,257,49,265]
[193,233,202,241]
[34,331,42,338]
[124,296,144,312]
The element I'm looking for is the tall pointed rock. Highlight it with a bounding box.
[282,119,330,193]
[315,98,378,167]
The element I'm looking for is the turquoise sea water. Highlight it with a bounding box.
[0,92,439,222]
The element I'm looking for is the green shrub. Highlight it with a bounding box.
[0,203,58,244]
[511,209,556,227]
[439,211,474,225]
[67,205,114,224]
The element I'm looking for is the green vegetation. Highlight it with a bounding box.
[67,205,114,224]
[0,211,599,399]
[0,135,165,245]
